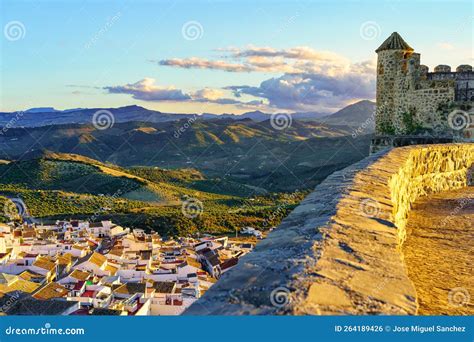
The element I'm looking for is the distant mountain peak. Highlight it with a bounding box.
[117,105,147,110]
[243,110,265,115]
[3,101,375,129]
[24,107,59,113]
[317,100,376,129]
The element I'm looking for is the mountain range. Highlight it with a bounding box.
[0,118,372,192]
[0,148,311,235]
[0,100,376,129]
[0,100,375,235]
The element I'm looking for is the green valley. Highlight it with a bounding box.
[0,118,372,236]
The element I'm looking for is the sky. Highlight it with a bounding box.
[1,0,472,114]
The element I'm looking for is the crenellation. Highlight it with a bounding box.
[374,32,473,142]
[433,64,451,73]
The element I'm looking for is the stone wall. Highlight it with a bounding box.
[185,143,473,315]
[389,144,473,244]
[374,39,473,136]
[408,80,455,128]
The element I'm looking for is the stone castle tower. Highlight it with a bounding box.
[374,32,473,145]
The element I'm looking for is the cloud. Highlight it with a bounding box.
[192,88,225,101]
[194,46,377,111]
[104,78,264,109]
[157,58,255,72]
[437,42,454,50]
[227,71,375,112]
[104,78,191,101]
[111,45,377,112]
[191,88,256,105]
[224,46,348,64]
[158,46,362,75]
[66,84,102,89]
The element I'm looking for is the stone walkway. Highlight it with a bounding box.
[403,186,474,315]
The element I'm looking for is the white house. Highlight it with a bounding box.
[87,221,113,238]
[240,227,263,239]
[73,252,116,277]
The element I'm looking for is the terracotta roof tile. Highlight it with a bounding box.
[32,257,55,272]
[69,269,90,281]
[32,282,68,300]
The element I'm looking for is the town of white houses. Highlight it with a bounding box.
[0,219,262,315]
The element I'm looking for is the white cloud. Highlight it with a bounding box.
[109,45,377,112]
[157,58,255,72]
[437,42,455,50]
[104,78,263,109]
[227,71,376,112]
[192,88,225,101]
[158,46,367,76]
[104,78,191,101]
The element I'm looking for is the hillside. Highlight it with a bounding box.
[0,119,371,192]
[0,151,229,203]
[317,100,376,128]
[0,105,193,128]
[0,101,374,128]
[0,196,20,223]
[0,151,310,236]
[0,117,373,236]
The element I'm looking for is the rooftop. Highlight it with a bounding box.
[76,252,106,268]
[152,281,175,294]
[32,257,55,272]
[375,32,413,53]
[2,297,78,315]
[114,283,146,295]
[32,282,68,300]
[69,269,91,281]
[0,277,40,294]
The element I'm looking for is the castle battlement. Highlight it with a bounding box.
[425,67,473,102]
[374,32,473,141]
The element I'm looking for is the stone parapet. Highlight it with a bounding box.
[185,144,473,315]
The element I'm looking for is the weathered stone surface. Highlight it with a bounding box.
[403,187,473,315]
[374,33,473,139]
[185,143,473,315]
[306,283,352,307]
